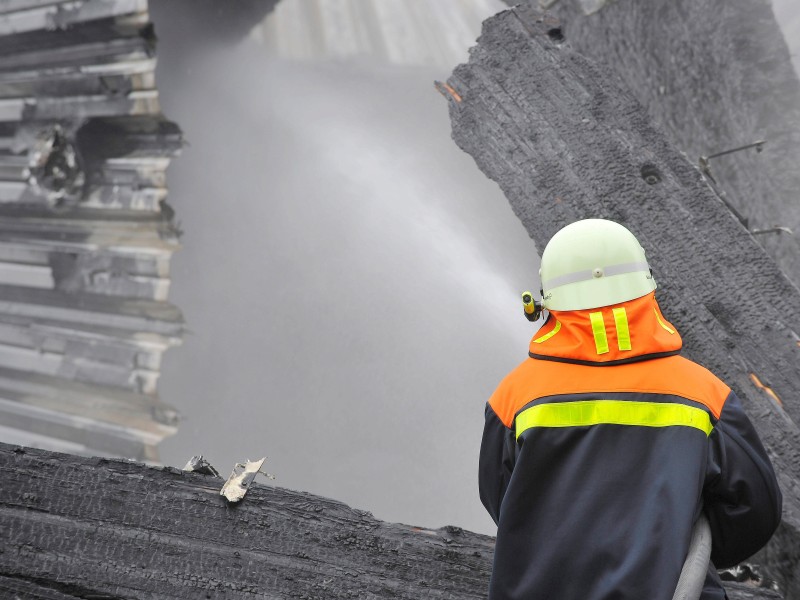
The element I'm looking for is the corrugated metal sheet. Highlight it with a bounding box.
[0,0,183,462]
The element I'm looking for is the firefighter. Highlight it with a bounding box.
[479,219,782,600]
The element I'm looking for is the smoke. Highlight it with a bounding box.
[150,9,537,535]
[771,0,800,76]
[147,0,800,536]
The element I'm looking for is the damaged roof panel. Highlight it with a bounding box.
[0,0,183,459]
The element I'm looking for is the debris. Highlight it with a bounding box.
[705,140,767,162]
[698,140,766,194]
[697,142,792,239]
[578,0,618,15]
[751,227,793,237]
[26,124,85,207]
[749,374,784,407]
[182,455,221,478]
[433,81,462,103]
[220,457,274,503]
[720,564,779,591]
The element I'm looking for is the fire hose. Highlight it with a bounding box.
[672,514,713,600]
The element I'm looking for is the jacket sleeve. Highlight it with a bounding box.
[703,390,782,568]
[479,402,516,525]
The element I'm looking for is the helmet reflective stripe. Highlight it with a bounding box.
[542,261,651,291]
[540,219,657,311]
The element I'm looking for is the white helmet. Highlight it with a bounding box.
[539,219,656,311]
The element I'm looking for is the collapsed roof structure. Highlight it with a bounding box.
[0,0,797,598]
[0,0,183,461]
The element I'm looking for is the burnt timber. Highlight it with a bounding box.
[0,0,183,460]
[541,0,800,286]
[0,442,784,600]
[440,3,800,597]
[0,443,495,600]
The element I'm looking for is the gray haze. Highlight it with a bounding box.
[772,0,800,75]
[149,0,800,537]
[150,5,535,536]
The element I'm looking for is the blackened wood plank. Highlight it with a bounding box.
[0,443,495,599]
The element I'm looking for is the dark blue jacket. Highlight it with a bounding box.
[480,293,782,600]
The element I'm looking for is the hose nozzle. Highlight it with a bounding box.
[522,291,543,322]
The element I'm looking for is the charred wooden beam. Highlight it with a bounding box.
[540,0,800,285]
[0,443,495,600]
[440,4,800,597]
[0,443,783,599]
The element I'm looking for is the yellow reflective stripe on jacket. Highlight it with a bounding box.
[589,312,609,354]
[612,307,632,351]
[515,400,714,439]
[654,308,676,334]
[532,320,561,344]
